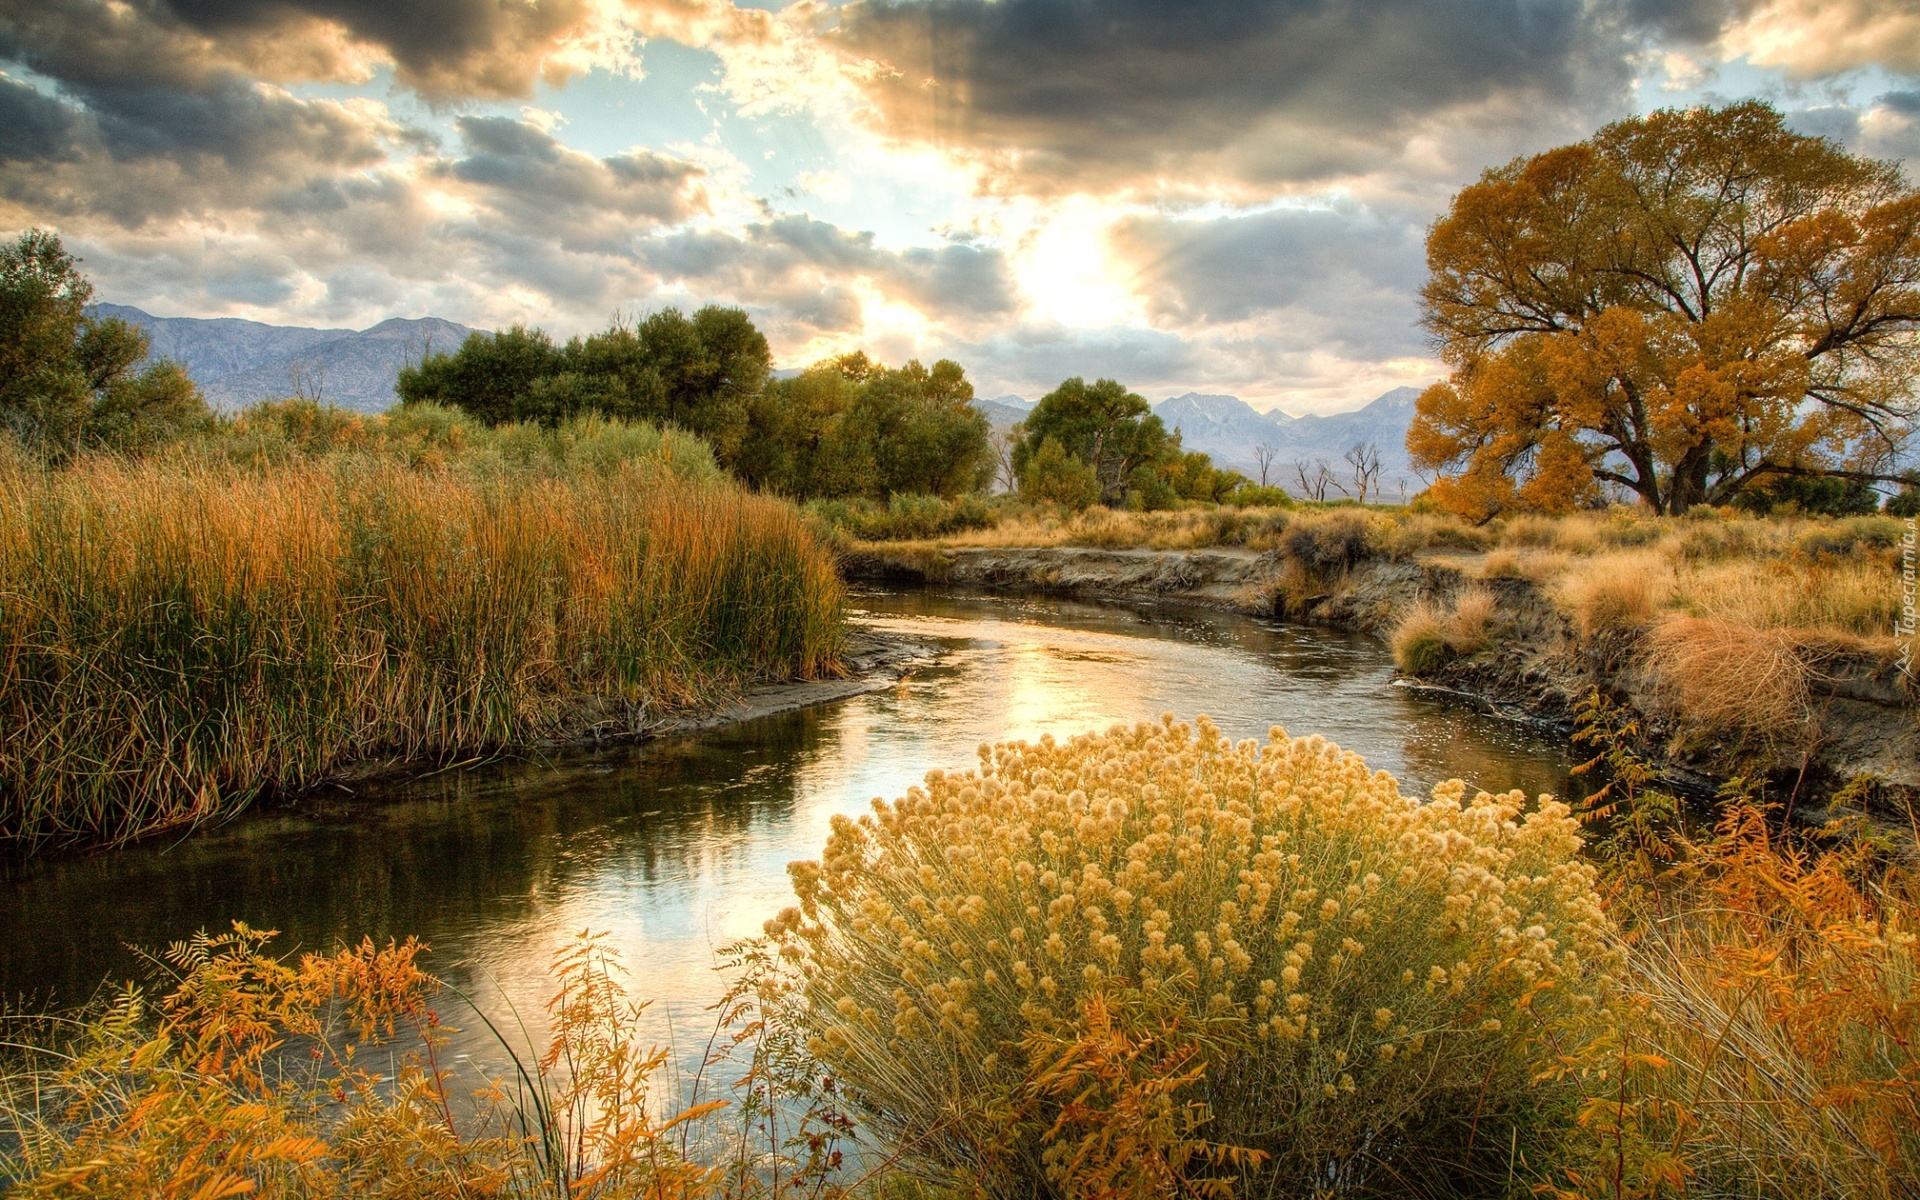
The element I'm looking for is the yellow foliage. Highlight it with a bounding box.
[775,716,1614,1196]
[1554,803,1920,1199]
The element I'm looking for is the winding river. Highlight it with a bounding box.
[0,589,1582,1084]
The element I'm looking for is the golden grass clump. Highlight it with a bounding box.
[0,444,843,848]
[1391,604,1454,675]
[1555,554,1670,638]
[1390,588,1497,675]
[1642,617,1813,741]
[773,716,1613,1197]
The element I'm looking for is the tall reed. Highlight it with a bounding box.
[0,436,842,849]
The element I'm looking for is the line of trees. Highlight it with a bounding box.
[397,322,997,502]
[400,323,1287,512]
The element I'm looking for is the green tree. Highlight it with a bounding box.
[395,324,560,424]
[1159,447,1250,504]
[1412,101,1920,518]
[1017,436,1100,511]
[396,305,770,458]
[0,229,206,456]
[738,357,863,495]
[817,358,993,499]
[1733,472,1880,516]
[1013,377,1171,506]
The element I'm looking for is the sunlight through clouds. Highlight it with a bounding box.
[7,0,1920,410]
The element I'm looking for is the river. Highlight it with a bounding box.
[0,588,1581,1085]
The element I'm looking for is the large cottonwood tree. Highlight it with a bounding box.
[1409,102,1920,517]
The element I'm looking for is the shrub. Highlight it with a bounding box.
[1020,437,1101,512]
[1225,483,1294,508]
[1391,607,1455,675]
[1795,515,1902,560]
[1557,558,1665,637]
[774,717,1612,1198]
[1280,510,1373,574]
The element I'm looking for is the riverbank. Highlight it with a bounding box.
[0,410,845,851]
[842,533,1919,819]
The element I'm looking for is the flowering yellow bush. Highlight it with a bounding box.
[774,715,1614,1197]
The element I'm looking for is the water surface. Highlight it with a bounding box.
[1,589,1581,1078]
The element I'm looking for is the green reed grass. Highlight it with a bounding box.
[0,414,843,850]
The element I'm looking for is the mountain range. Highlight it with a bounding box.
[969,387,1426,500]
[92,303,475,413]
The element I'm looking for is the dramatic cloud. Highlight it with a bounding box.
[1720,0,1920,76]
[828,0,1636,192]
[9,0,1920,412]
[0,0,641,98]
[444,116,707,239]
[1112,206,1427,359]
[643,215,1017,337]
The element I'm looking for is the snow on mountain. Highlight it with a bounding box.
[1154,386,1427,498]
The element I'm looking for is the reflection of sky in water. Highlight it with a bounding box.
[1,590,1581,1090]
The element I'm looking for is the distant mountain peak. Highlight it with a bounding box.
[93,303,478,412]
[1148,384,1433,496]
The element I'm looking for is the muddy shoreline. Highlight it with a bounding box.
[842,544,1920,820]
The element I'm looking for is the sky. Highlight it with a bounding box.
[5,0,1920,414]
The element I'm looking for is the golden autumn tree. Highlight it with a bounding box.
[1409,102,1920,517]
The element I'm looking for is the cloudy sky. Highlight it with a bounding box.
[5,0,1920,412]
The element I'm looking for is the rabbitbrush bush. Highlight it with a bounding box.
[774,715,1614,1198]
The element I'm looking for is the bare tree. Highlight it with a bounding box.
[1293,458,1347,503]
[991,427,1020,493]
[288,361,325,405]
[1253,441,1279,487]
[1344,441,1383,504]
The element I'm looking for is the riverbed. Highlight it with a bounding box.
[0,589,1582,1084]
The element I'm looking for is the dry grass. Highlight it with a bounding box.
[1642,617,1813,742]
[1555,553,1672,638]
[0,925,855,1199]
[0,437,843,849]
[1392,604,1454,674]
[1552,805,1920,1200]
[1448,586,1497,652]
[1681,560,1898,641]
[1390,587,1499,674]
[833,503,1298,553]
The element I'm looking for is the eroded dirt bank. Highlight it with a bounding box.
[842,545,1919,819]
